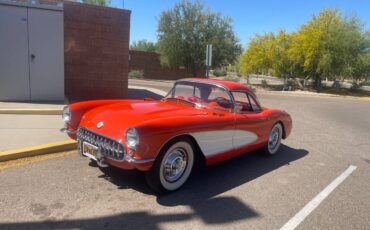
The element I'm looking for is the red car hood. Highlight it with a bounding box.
[80,100,206,140]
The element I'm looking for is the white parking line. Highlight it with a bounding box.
[280,165,357,230]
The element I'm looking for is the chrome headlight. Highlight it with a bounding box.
[126,128,139,150]
[62,106,71,123]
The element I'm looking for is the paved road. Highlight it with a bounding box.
[0,81,369,229]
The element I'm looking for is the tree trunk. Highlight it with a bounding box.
[314,76,322,93]
[295,78,303,90]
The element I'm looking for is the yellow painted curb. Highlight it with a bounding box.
[0,140,77,162]
[0,109,62,115]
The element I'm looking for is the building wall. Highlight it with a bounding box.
[64,2,130,102]
[129,50,191,80]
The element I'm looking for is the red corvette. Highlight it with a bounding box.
[61,78,292,192]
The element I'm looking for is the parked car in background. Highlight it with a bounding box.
[61,78,292,193]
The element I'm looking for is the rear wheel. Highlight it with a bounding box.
[145,138,194,193]
[264,123,283,155]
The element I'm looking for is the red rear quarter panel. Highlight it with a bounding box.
[263,108,292,139]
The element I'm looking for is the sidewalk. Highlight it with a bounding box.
[0,101,64,109]
[0,102,64,115]
[0,114,67,152]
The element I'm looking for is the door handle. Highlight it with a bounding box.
[30,54,35,61]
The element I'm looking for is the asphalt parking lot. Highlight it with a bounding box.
[0,83,369,230]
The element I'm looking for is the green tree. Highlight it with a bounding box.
[289,9,366,91]
[240,8,369,91]
[130,40,158,52]
[270,30,300,78]
[239,33,275,75]
[240,30,300,79]
[352,31,370,84]
[157,0,242,76]
[81,0,110,6]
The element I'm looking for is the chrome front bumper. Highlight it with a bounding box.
[60,128,76,134]
[61,127,155,167]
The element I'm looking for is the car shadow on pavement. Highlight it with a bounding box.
[155,144,308,224]
[128,88,164,100]
[0,212,192,230]
[93,144,307,226]
[0,145,307,229]
[97,144,308,197]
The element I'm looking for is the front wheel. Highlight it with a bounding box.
[145,138,194,193]
[264,123,283,155]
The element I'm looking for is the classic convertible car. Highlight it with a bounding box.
[61,78,292,192]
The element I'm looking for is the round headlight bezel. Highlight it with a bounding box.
[126,128,139,150]
[62,106,71,123]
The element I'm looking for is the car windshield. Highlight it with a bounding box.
[165,81,234,111]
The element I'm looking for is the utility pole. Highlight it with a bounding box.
[205,44,212,78]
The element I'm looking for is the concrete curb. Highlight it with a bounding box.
[0,109,63,115]
[257,90,370,101]
[129,86,167,96]
[0,140,77,162]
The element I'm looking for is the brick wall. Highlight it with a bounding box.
[129,50,192,80]
[64,2,130,102]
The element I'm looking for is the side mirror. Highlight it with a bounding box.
[234,102,243,112]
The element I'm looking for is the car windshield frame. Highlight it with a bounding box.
[164,80,236,112]
[231,90,262,113]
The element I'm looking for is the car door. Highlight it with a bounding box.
[232,92,269,150]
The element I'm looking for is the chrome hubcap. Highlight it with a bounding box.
[268,126,280,152]
[163,148,188,183]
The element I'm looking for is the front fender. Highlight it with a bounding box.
[65,100,126,139]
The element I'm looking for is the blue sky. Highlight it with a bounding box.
[111,0,370,47]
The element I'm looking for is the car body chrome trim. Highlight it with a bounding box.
[62,106,72,124]
[174,79,236,105]
[77,127,126,162]
[124,155,155,164]
[60,128,76,134]
[230,90,262,113]
[165,79,236,113]
[77,127,154,164]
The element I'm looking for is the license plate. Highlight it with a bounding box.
[82,142,98,161]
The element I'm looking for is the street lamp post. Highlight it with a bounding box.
[206,44,212,78]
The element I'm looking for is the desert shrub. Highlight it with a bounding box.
[128,70,144,79]
[350,81,363,90]
[213,69,227,77]
[286,78,299,90]
[261,79,269,88]
[224,75,240,82]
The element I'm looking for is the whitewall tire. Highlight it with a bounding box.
[264,123,283,155]
[145,138,194,193]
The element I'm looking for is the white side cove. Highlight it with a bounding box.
[190,130,258,157]
[232,130,259,149]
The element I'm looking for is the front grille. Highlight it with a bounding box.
[77,127,126,161]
